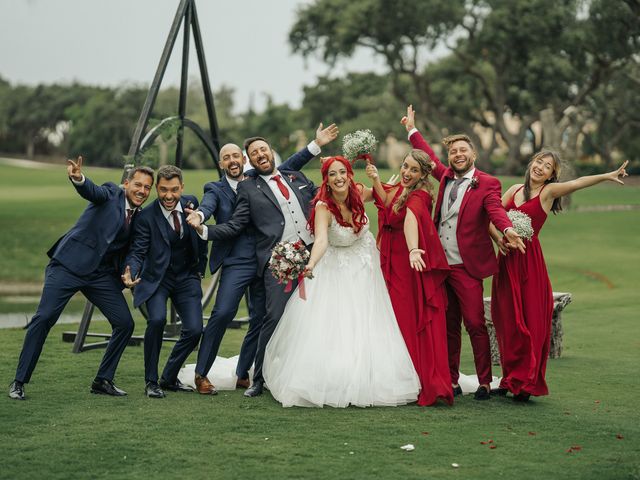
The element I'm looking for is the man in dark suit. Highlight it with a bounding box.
[185,123,338,394]
[9,157,154,400]
[193,133,325,398]
[122,165,207,399]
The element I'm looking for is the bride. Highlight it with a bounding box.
[262,156,420,408]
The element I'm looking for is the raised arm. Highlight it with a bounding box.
[67,156,114,204]
[304,204,332,278]
[401,105,447,180]
[364,160,387,204]
[279,122,339,172]
[541,161,629,204]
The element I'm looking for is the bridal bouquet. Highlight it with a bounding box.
[342,129,378,164]
[507,209,534,241]
[269,240,311,299]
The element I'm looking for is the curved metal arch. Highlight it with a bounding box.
[137,116,221,173]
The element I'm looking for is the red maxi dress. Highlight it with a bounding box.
[491,186,554,397]
[374,187,453,406]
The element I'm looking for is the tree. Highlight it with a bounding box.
[290,0,640,172]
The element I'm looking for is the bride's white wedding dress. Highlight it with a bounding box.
[262,212,420,408]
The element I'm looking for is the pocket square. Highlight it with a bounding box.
[298,185,308,190]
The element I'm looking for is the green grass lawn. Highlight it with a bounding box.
[0,162,639,479]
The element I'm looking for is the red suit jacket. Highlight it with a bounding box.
[410,130,512,280]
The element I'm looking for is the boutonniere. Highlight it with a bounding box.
[186,201,195,210]
[287,174,297,183]
[469,176,479,189]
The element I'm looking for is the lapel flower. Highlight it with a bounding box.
[287,174,297,183]
[469,176,479,189]
[186,201,195,210]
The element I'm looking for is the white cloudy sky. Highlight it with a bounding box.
[0,0,388,112]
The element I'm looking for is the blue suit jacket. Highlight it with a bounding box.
[48,177,130,277]
[125,195,208,308]
[198,146,315,274]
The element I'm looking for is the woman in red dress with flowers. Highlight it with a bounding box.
[365,150,453,406]
[490,151,629,402]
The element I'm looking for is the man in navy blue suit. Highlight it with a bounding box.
[185,123,338,395]
[9,157,154,400]
[122,165,207,399]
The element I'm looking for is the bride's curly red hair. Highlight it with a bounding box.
[307,156,368,235]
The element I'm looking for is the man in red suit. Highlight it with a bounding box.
[402,106,524,400]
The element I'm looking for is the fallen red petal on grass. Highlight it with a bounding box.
[488,440,494,444]
[480,441,487,445]
[616,434,624,440]
[571,445,582,451]
[566,449,573,454]
[421,432,429,435]
[489,445,497,449]
[594,400,601,404]
[528,432,536,436]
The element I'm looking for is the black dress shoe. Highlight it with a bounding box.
[145,382,166,399]
[513,392,531,403]
[159,378,193,392]
[244,380,264,397]
[91,379,127,396]
[452,385,463,397]
[473,385,491,401]
[491,387,509,396]
[9,381,25,400]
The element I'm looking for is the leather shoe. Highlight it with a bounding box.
[145,381,166,399]
[513,392,531,403]
[195,374,218,395]
[452,385,463,397]
[9,381,25,400]
[91,379,127,396]
[159,378,193,392]
[244,380,264,397]
[474,385,491,401]
[236,377,251,389]
[491,387,509,396]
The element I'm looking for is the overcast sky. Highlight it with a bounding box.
[0,0,387,112]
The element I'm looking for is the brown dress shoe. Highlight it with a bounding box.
[195,374,218,395]
[236,378,251,389]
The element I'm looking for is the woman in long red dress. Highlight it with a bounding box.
[491,151,629,402]
[365,150,452,406]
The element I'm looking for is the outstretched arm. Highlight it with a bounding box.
[67,156,114,204]
[304,204,332,278]
[279,122,339,172]
[202,187,251,241]
[542,161,629,203]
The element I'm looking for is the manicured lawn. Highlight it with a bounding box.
[0,162,638,479]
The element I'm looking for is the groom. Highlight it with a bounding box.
[193,135,320,398]
[403,106,524,400]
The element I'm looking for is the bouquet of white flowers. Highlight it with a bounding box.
[506,209,534,241]
[269,240,311,299]
[342,129,378,164]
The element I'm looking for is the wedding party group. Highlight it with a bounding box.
[9,106,628,408]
